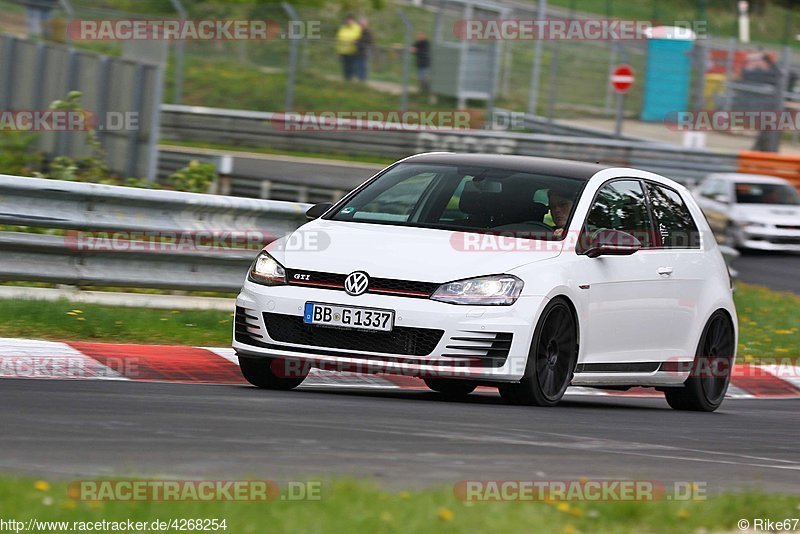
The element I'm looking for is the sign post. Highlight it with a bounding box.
[610,64,635,138]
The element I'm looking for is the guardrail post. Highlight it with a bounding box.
[722,37,736,111]
[526,0,546,114]
[0,35,15,110]
[33,41,47,110]
[168,0,187,105]
[398,9,413,112]
[126,63,146,178]
[282,2,300,112]
[55,47,79,157]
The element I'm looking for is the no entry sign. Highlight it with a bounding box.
[611,65,635,93]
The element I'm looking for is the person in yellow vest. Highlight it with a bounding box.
[336,14,362,81]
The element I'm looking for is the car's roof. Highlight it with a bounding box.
[705,172,791,185]
[404,153,610,181]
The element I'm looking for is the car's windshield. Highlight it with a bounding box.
[735,182,800,205]
[328,163,586,240]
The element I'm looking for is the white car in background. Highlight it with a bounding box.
[234,154,738,411]
[694,173,800,252]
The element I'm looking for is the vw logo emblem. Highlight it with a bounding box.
[344,271,370,296]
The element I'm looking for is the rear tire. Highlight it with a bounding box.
[424,378,476,398]
[664,311,735,412]
[238,356,308,390]
[499,298,578,407]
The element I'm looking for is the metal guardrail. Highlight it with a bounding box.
[0,174,741,291]
[159,105,739,187]
[0,175,310,292]
[157,146,378,203]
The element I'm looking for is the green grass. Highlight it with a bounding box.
[1,476,798,533]
[0,284,796,364]
[735,283,800,365]
[0,299,234,346]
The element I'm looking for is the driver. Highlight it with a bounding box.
[547,186,575,238]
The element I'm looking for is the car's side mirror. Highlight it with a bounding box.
[305,202,334,220]
[584,229,642,258]
[713,194,731,204]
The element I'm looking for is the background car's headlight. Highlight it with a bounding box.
[739,221,767,228]
[248,252,286,285]
[431,274,523,305]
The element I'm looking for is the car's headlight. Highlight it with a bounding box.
[248,252,286,286]
[431,274,523,305]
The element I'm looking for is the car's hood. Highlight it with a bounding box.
[732,204,800,225]
[266,219,561,282]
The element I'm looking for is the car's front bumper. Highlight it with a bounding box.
[738,227,800,252]
[233,280,547,382]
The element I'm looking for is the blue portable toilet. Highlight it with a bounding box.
[640,26,696,122]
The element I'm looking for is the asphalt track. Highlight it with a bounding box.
[1,379,798,493]
[734,252,800,294]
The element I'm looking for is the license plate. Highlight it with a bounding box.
[303,302,394,332]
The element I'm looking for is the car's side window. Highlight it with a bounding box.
[699,179,718,199]
[645,183,701,249]
[579,179,653,251]
[700,178,730,201]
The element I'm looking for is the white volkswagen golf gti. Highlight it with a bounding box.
[234,154,738,411]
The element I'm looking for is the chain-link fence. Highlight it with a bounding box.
[2,0,800,146]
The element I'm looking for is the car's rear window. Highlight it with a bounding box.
[328,163,587,240]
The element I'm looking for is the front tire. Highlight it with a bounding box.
[499,298,578,407]
[424,378,476,399]
[238,356,308,390]
[664,311,735,412]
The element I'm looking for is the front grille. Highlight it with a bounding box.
[263,312,443,356]
[442,332,513,367]
[770,236,800,245]
[286,269,439,298]
[234,306,263,343]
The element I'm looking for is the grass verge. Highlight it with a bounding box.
[1,476,798,534]
[0,283,796,363]
[0,299,233,347]
[735,283,800,364]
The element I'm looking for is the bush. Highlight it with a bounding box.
[0,92,217,194]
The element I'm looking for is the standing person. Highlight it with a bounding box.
[355,17,373,82]
[336,14,362,82]
[412,31,431,96]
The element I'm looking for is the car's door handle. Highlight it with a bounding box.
[657,267,674,277]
